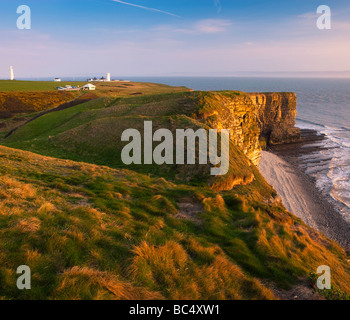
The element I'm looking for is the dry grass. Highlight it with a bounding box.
[129,241,275,300]
[0,176,36,199]
[55,266,163,300]
[14,217,41,233]
[38,202,57,214]
[0,92,76,115]
[257,220,350,293]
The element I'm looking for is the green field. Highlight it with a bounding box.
[0,80,190,94]
[0,80,87,92]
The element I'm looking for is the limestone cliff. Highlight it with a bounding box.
[197,92,261,165]
[196,91,300,166]
[248,92,301,146]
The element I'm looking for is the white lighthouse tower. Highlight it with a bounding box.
[106,73,111,82]
[10,66,14,80]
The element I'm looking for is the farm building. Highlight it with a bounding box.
[83,83,96,91]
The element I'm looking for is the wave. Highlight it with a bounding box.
[295,118,350,217]
[341,126,350,132]
[296,118,326,129]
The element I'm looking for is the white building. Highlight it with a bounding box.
[83,83,96,91]
[88,73,111,82]
[10,66,14,80]
[54,78,61,82]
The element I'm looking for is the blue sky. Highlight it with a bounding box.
[1,0,350,78]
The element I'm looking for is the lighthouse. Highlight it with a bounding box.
[10,66,14,80]
[106,73,111,82]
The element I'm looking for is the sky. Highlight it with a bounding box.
[0,0,350,78]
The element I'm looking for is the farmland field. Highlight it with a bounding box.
[0,81,87,92]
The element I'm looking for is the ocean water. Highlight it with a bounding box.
[125,77,350,217]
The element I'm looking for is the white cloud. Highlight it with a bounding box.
[157,19,233,35]
[194,19,232,34]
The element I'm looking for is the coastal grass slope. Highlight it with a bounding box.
[1,82,350,300]
[1,145,350,299]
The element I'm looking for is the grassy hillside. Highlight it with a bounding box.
[1,82,350,300]
[2,92,255,190]
[1,145,350,300]
[0,81,190,145]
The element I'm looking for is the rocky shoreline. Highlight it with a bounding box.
[264,129,350,250]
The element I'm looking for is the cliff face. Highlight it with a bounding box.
[197,91,300,166]
[198,92,262,165]
[248,92,301,146]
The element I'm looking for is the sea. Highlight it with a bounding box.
[25,76,350,217]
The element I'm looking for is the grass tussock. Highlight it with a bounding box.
[129,241,274,300]
[54,266,163,300]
